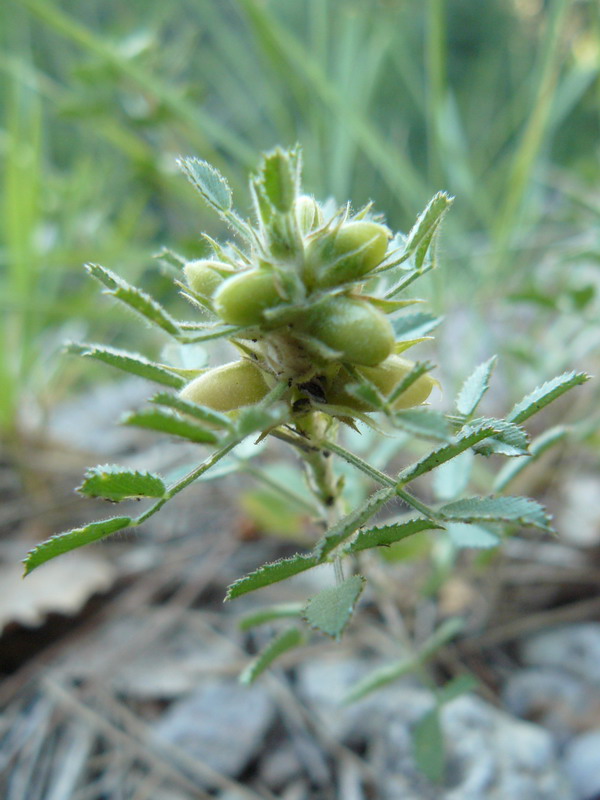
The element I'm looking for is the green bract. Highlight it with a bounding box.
[307,220,390,289]
[301,296,394,367]
[214,269,284,327]
[180,360,270,411]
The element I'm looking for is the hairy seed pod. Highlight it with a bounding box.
[183,259,228,298]
[327,355,436,410]
[214,269,283,326]
[307,221,390,289]
[180,360,270,411]
[302,296,394,366]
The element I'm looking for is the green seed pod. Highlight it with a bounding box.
[302,296,394,367]
[295,195,323,235]
[183,259,228,298]
[327,355,436,410]
[214,269,283,326]
[307,221,390,289]
[180,360,270,411]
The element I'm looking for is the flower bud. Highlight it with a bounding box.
[302,296,394,366]
[307,221,390,289]
[180,360,270,411]
[183,259,228,298]
[214,269,283,326]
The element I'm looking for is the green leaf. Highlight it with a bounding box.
[240,627,304,685]
[470,418,529,457]
[150,392,233,430]
[77,465,166,502]
[303,575,365,638]
[397,419,502,486]
[23,516,132,575]
[238,603,304,631]
[226,553,319,600]
[507,371,590,424]
[121,408,218,444]
[393,408,451,442]
[392,312,442,341]
[439,496,552,531]
[234,404,290,438]
[86,264,180,336]
[260,148,296,212]
[177,156,232,212]
[343,618,464,704]
[432,451,474,501]
[413,708,445,784]
[345,518,441,553]
[436,674,478,705]
[456,356,497,416]
[493,426,567,492]
[66,343,186,389]
[404,193,453,264]
[445,522,501,549]
[315,487,396,558]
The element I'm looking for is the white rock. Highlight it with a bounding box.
[563,729,600,800]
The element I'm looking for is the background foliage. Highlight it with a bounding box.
[1,0,598,439]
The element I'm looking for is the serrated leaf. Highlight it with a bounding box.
[397,420,501,486]
[345,518,441,553]
[432,451,474,501]
[226,553,318,600]
[86,264,180,336]
[150,392,233,430]
[507,371,590,424]
[493,426,567,492]
[177,156,232,212]
[77,465,166,502]
[413,709,445,784]
[122,408,218,444]
[392,312,442,341]
[303,575,365,638]
[260,148,296,212]
[240,628,304,685]
[24,516,132,575]
[315,487,396,558]
[238,603,304,631]
[439,496,552,531]
[66,343,186,389]
[456,356,497,416]
[470,418,529,456]
[404,193,453,259]
[393,408,451,442]
[445,522,501,549]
